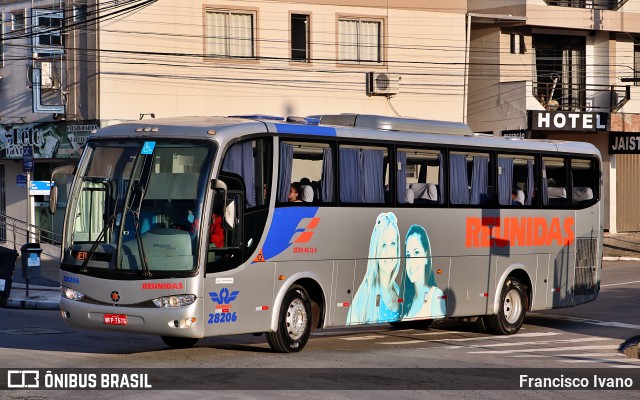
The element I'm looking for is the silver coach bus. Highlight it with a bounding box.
[51,114,602,353]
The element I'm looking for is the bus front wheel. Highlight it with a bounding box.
[161,336,199,349]
[266,285,311,353]
[485,277,526,335]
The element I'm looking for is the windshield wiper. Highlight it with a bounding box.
[80,213,116,273]
[128,184,152,277]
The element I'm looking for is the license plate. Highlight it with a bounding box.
[103,314,127,325]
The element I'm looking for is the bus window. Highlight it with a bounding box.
[571,158,596,208]
[277,141,334,204]
[542,157,568,208]
[450,151,491,206]
[222,139,272,209]
[497,154,536,207]
[338,144,389,204]
[398,148,443,205]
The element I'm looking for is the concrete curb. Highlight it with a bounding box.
[5,284,61,310]
[5,295,60,310]
[603,256,640,262]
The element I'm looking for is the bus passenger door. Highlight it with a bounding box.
[333,260,355,326]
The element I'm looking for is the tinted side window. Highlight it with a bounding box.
[397,147,443,206]
[338,144,389,204]
[450,151,492,206]
[542,157,568,208]
[497,154,537,207]
[277,140,335,204]
[571,158,597,208]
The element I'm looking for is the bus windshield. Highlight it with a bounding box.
[63,140,215,277]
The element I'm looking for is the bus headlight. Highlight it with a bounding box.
[61,286,85,301]
[152,294,196,308]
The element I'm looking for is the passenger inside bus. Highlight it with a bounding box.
[301,185,314,202]
[288,182,303,202]
[209,200,224,248]
[512,189,524,206]
[168,205,197,236]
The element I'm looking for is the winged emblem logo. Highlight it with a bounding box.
[209,288,239,305]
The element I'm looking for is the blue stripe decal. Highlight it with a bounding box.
[258,207,319,262]
[274,123,337,137]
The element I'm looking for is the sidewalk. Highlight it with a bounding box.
[3,232,640,310]
[4,253,61,310]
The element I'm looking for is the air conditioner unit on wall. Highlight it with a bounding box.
[366,72,400,96]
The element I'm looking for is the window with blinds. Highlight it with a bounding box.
[206,10,255,58]
[338,18,382,63]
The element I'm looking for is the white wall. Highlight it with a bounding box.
[96,1,467,122]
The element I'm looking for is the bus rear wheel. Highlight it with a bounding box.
[266,285,311,353]
[485,277,526,335]
[161,336,199,349]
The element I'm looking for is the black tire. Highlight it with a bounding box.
[389,319,433,329]
[161,336,199,349]
[266,285,311,353]
[485,277,527,335]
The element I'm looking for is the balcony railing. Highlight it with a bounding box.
[533,82,630,112]
[546,0,628,10]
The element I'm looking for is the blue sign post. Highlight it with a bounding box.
[16,174,27,188]
[29,181,54,196]
[22,145,33,173]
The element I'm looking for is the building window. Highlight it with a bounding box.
[205,10,255,58]
[510,32,525,54]
[338,18,382,63]
[533,35,585,111]
[291,14,310,62]
[32,9,64,56]
[11,10,25,31]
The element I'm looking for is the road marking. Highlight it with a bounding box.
[601,280,640,288]
[340,335,386,341]
[529,313,640,330]
[422,331,559,343]
[464,337,611,348]
[381,340,425,345]
[408,330,462,336]
[468,344,617,354]
[556,352,625,358]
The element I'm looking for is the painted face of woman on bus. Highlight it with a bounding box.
[405,234,426,286]
[378,224,399,277]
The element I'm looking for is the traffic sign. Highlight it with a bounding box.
[16,174,27,188]
[22,145,34,172]
[29,180,53,196]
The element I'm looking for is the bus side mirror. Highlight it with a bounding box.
[224,198,236,230]
[49,186,58,214]
[211,179,231,227]
[49,165,75,214]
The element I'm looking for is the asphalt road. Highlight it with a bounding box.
[1,260,640,399]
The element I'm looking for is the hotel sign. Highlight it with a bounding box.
[609,133,640,154]
[530,111,608,131]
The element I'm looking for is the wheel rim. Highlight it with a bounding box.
[503,288,522,324]
[286,298,307,340]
